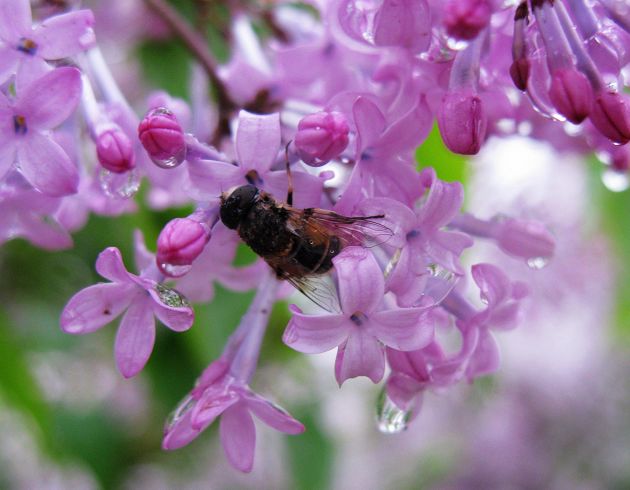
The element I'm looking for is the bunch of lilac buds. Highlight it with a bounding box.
[7,0,630,473]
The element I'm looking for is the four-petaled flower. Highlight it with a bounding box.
[283,246,435,385]
[60,246,194,378]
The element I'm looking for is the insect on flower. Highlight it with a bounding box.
[219,161,392,311]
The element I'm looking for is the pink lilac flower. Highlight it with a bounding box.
[0,67,81,196]
[284,247,435,385]
[0,1,95,84]
[60,244,194,378]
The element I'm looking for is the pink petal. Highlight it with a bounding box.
[32,10,95,59]
[162,401,201,450]
[352,96,386,155]
[356,197,417,247]
[0,0,31,42]
[283,305,348,354]
[17,132,78,196]
[15,66,82,130]
[133,229,154,273]
[114,297,156,378]
[264,168,324,208]
[466,329,500,379]
[60,283,134,334]
[14,207,73,250]
[0,45,19,83]
[95,247,135,284]
[333,247,384,314]
[417,178,465,231]
[192,388,239,429]
[15,57,53,98]
[149,289,194,332]
[185,159,243,201]
[220,403,256,473]
[373,0,431,52]
[371,307,434,351]
[245,394,305,434]
[0,138,16,179]
[335,329,385,385]
[471,263,510,306]
[235,111,281,173]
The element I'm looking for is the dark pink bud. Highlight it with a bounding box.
[437,90,487,155]
[509,58,530,91]
[138,107,186,168]
[495,218,555,266]
[443,0,492,40]
[157,218,210,276]
[295,111,349,167]
[96,124,135,173]
[590,90,630,145]
[548,68,593,124]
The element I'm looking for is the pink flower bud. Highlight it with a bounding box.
[495,218,555,265]
[138,107,186,168]
[548,68,593,124]
[443,0,492,40]
[437,90,487,155]
[157,218,210,276]
[96,124,135,173]
[295,111,349,167]
[590,90,630,145]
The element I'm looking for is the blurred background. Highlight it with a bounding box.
[1,1,630,489]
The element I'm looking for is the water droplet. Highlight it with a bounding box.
[383,249,402,278]
[445,37,469,51]
[376,389,413,434]
[151,152,185,169]
[602,168,630,192]
[155,283,190,308]
[423,263,457,305]
[165,394,196,431]
[159,262,192,278]
[526,256,549,270]
[99,168,140,199]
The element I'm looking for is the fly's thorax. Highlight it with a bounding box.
[237,198,294,257]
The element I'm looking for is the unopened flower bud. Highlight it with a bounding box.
[437,90,487,155]
[495,218,555,266]
[295,111,349,167]
[590,90,630,145]
[548,68,593,124]
[96,124,135,173]
[157,218,210,276]
[138,107,186,168]
[443,0,492,40]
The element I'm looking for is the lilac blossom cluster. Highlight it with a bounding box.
[5,0,628,473]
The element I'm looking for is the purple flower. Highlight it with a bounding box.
[548,68,593,124]
[0,1,95,83]
[138,107,186,167]
[283,247,435,385]
[96,123,136,173]
[0,67,81,196]
[163,361,304,473]
[156,217,211,275]
[187,111,323,207]
[443,0,492,41]
[437,89,487,155]
[60,246,194,378]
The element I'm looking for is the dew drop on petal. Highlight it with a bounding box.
[526,256,549,270]
[159,262,193,278]
[602,168,630,192]
[155,283,191,308]
[376,389,413,434]
[99,168,140,199]
[423,263,457,305]
[165,394,196,432]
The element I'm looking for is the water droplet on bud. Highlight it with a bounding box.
[602,168,629,192]
[99,168,140,199]
[159,262,193,278]
[423,263,457,305]
[151,154,184,169]
[526,256,549,270]
[376,389,413,434]
[155,283,190,308]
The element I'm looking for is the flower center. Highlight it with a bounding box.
[245,169,262,185]
[17,37,38,55]
[13,115,27,135]
[350,311,368,326]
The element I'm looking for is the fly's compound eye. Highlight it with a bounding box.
[220,184,259,229]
